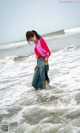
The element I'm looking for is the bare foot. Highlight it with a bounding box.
[45,81,50,90]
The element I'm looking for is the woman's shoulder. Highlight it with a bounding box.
[40,37,45,42]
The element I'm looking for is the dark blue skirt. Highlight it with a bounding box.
[32,58,50,90]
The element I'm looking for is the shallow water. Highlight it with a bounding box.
[0,33,80,133]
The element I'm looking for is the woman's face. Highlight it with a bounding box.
[29,34,37,43]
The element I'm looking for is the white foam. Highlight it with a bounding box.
[64,27,80,34]
[0,44,80,132]
[0,41,28,50]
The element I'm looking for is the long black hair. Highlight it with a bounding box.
[26,30,42,42]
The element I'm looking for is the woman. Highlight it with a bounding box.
[26,30,51,90]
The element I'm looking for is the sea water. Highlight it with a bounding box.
[0,31,80,133]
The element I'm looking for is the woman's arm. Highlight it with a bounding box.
[40,38,51,58]
[40,38,51,64]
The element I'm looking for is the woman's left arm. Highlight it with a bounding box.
[40,38,51,64]
[40,38,51,57]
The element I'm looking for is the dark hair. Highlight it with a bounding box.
[26,30,41,42]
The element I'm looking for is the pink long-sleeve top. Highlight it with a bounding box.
[34,38,51,58]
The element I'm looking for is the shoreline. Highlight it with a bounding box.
[1,26,80,46]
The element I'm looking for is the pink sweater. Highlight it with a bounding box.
[34,38,51,58]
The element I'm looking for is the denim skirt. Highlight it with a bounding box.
[32,58,50,90]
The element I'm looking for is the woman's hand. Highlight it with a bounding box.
[34,65,38,71]
[45,57,48,64]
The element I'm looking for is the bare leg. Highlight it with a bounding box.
[45,80,50,90]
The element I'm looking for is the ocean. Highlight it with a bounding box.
[0,29,80,133]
